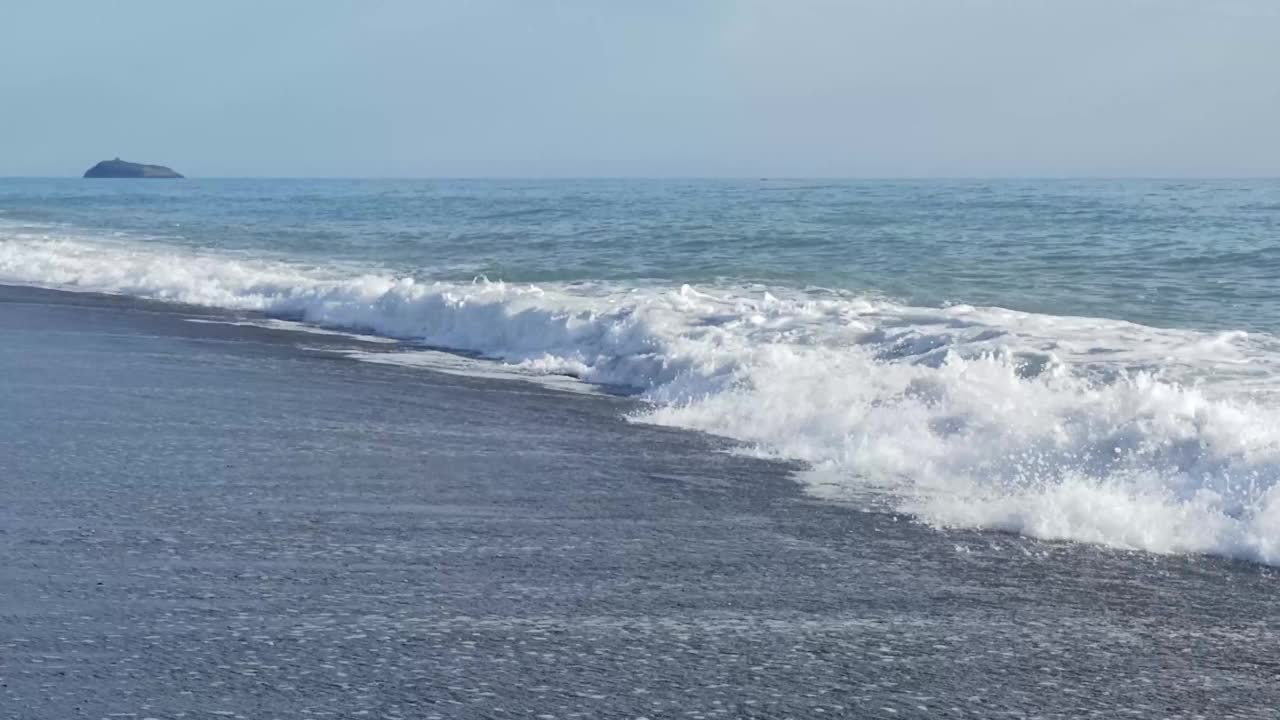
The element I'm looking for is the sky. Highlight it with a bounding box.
[1,0,1277,177]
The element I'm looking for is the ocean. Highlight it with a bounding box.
[2,178,1280,716]
[4,178,1279,563]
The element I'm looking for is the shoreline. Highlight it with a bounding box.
[2,282,1279,717]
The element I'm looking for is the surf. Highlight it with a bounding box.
[4,227,1280,565]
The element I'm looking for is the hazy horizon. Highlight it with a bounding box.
[10,173,1280,180]
[3,0,1278,178]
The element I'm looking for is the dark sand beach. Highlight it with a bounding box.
[2,284,1278,719]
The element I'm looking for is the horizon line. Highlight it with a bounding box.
[4,174,1280,181]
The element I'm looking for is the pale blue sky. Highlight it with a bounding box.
[2,0,1277,177]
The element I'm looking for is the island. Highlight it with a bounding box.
[83,158,183,179]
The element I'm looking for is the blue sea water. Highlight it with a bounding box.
[2,178,1278,331]
[3,178,1280,564]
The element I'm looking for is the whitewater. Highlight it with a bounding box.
[4,223,1280,566]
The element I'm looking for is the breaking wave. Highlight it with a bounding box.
[4,227,1280,564]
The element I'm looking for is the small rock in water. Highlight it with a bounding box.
[83,157,183,178]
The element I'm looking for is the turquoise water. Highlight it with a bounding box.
[2,178,1277,331]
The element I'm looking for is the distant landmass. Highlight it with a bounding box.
[84,158,183,179]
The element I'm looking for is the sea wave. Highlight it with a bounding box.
[4,227,1280,564]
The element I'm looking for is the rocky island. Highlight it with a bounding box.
[84,158,183,179]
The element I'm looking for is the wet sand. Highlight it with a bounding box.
[1,284,1278,719]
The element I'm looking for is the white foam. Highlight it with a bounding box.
[5,227,1280,564]
[185,318,399,344]
[344,349,602,395]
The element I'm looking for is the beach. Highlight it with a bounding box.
[3,283,1278,718]
[7,0,1280,714]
